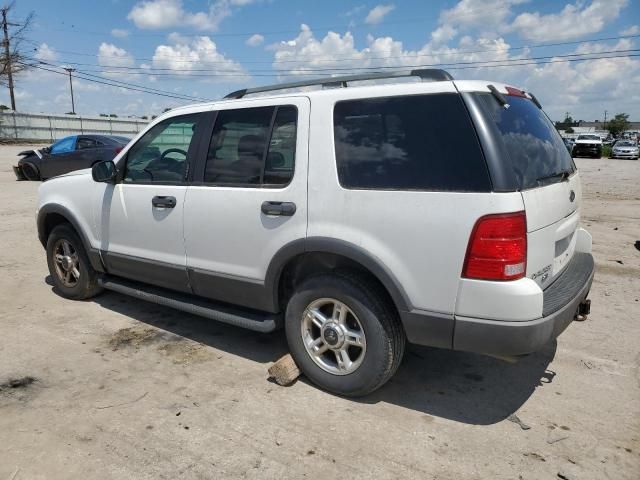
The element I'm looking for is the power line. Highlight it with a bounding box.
[25,48,640,78]
[24,33,640,66]
[21,62,211,101]
[25,58,210,101]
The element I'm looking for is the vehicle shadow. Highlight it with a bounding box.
[52,279,557,425]
[357,341,557,425]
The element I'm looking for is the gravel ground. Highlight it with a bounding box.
[0,145,638,480]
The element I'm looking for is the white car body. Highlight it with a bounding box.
[37,73,594,361]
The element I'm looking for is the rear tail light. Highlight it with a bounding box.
[462,211,527,281]
[505,86,527,97]
[115,146,124,155]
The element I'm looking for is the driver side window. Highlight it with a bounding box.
[124,113,203,183]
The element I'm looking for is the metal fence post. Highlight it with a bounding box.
[48,115,53,142]
[79,116,83,134]
[12,112,18,140]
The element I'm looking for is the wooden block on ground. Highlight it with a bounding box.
[268,354,301,386]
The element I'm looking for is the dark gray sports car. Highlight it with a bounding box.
[13,134,130,181]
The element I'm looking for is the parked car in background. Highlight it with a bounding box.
[563,137,575,154]
[610,140,639,160]
[13,135,131,181]
[572,134,602,158]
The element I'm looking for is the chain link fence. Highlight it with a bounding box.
[0,111,148,142]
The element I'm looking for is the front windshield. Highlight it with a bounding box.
[578,135,600,140]
[616,141,635,147]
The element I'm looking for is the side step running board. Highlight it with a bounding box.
[98,276,279,333]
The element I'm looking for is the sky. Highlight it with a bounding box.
[3,0,640,121]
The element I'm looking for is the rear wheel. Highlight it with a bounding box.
[285,272,405,397]
[46,224,102,300]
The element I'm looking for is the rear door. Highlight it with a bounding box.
[465,86,580,288]
[183,97,309,311]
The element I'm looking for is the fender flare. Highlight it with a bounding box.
[37,203,104,272]
[265,237,412,313]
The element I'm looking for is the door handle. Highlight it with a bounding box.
[152,196,177,208]
[261,201,296,216]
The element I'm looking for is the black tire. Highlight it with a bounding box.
[46,224,102,300]
[21,162,41,181]
[285,272,405,397]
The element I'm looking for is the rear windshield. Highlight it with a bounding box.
[333,93,491,191]
[473,93,574,190]
[578,135,600,141]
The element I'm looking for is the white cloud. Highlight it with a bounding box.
[152,35,247,82]
[34,43,57,62]
[509,0,628,41]
[343,5,365,17]
[246,33,264,47]
[111,28,130,38]
[127,0,256,31]
[98,43,135,68]
[364,4,395,25]
[621,25,639,36]
[269,24,640,121]
[439,0,526,33]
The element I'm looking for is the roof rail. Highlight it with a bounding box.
[223,68,454,100]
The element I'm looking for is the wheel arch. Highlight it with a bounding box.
[267,238,412,314]
[37,204,104,272]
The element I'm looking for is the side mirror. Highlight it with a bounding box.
[92,160,117,183]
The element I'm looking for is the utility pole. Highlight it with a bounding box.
[64,67,76,114]
[1,6,15,110]
[604,110,608,130]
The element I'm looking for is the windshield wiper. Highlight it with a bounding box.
[536,169,572,185]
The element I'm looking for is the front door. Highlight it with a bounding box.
[98,112,209,292]
[184,98,309,311]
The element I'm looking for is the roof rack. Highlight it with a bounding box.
[223,68,453,100]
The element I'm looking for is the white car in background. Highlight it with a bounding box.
[610,140,639,160]
[572,134,603,158]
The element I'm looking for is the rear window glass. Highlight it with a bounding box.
[474,93,574,190]
[333,94,491,191]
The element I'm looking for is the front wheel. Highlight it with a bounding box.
[46,224,102,300]
[285,272,405,397]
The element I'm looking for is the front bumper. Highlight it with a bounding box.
[13,165,26,180]
[453,252,594,356]
[573,146,601,156]
[611,152,639,159]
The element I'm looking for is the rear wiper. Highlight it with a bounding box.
[536,169,572,185]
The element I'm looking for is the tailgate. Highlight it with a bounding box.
[522,172,582,289]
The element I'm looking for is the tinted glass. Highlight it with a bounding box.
[76,137,101,150]
[333,94,490,191]
[474,93,574,190]
[264,106,297,185]
[204,107,273,185]
[50,136,76,154]
[124,114,202,183]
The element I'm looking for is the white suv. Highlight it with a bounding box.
[36,69,594,396]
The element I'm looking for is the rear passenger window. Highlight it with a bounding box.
[333,94,491,191]
[204,105,297,187]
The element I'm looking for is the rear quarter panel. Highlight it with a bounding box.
[306,86,525,315]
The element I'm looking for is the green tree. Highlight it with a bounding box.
[565,126,574,134]
[607,113,629,137]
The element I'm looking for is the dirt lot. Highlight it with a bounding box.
[0,145,638,479]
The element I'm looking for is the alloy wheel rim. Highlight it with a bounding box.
[301,298,366,375]
[53,239,80,287]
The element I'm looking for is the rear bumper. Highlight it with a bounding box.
[453,252,594,356]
